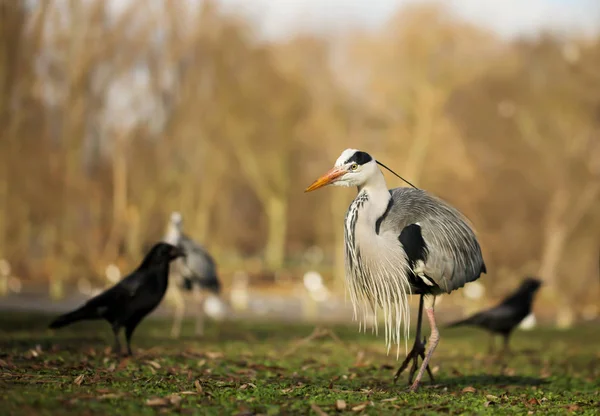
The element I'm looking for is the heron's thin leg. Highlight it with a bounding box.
[194,286,205,336]
[393,295,434,384]
[409,297,439,392]
[170,286,185,338]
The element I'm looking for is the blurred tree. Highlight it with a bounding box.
[450,35,600,326]
[348,4,498,185]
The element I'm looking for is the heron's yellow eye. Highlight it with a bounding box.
[350,163,359,171]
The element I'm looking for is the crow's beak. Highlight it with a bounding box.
[305,166,345,193]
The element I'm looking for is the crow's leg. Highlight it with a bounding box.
[501,333,511,356]
[394,295,435,385]
[125,324,138,357]
[111,324,122,355]
[488,334,496,355]
[410,296,440,392]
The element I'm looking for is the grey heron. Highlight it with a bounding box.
[305,149,487,391]
[446,277,541,355]
[164,212,222,337]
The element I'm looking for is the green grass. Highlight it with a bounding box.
[0,312,598,415]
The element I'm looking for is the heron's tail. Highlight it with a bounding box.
[182,276,221,294]
[48,307,90,329]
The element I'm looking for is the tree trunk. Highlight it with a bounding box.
[193,204,211,244]
[538,188,571,327]
[0,150,7,260]
[103,132,128,261]
[403,86,437,182]
[264,195,287,270]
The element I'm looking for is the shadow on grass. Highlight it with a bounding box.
[440,374,549,389]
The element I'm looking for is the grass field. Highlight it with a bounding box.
[0,312,598,415]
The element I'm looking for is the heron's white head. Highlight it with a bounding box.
[305,149,380,192]
[170,211,183,228]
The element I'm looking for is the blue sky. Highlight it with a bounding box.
[216,0,600,39]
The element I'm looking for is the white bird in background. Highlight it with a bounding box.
[305,149,486,392]
[164,211,223,337]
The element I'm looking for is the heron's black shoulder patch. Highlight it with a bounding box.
[345,151,372,165]
[399,223,428,268]
[375,193,393,235]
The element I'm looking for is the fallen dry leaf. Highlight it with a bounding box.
[354,351,366,366]
[168,395,182,406]
[381,397,398,403]
[73,374,85,386]
[98,393,123,400]
[310,403,329,416]
[117,358,129,371]
[484,401,495,407]
[486,395,499,401]
[336,399,347,410]
[206,351,223,359]
[178,391,197,396]
[352,402,369,412]
[462,386,477,394]
[280,388,293,394]
[195,380,203,393]
[146,397,169,407]
[566,404,581,412]
[147,360,161,369]
[527,398,541,406]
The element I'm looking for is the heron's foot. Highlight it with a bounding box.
[393,337,435,385]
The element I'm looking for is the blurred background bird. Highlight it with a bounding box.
[163,212,226,338]
[446,277,542,355]
[48,242,184,356]
[305,148,487,391]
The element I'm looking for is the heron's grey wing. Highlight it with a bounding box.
[179,234,218,280]
[386,188,486,293]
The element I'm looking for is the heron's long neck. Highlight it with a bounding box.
[357,171,391,226]
[164,225,181,246]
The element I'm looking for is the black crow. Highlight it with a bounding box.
[446,277,542,353]
[49,242,185,356]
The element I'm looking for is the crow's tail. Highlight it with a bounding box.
[48,307,91,329]
[445,316,475,329]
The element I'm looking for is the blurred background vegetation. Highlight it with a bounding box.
[0,0,598,327]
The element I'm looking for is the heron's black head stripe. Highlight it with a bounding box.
[345,151,373,166]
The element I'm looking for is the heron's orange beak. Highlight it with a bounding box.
[304,167,345,192]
